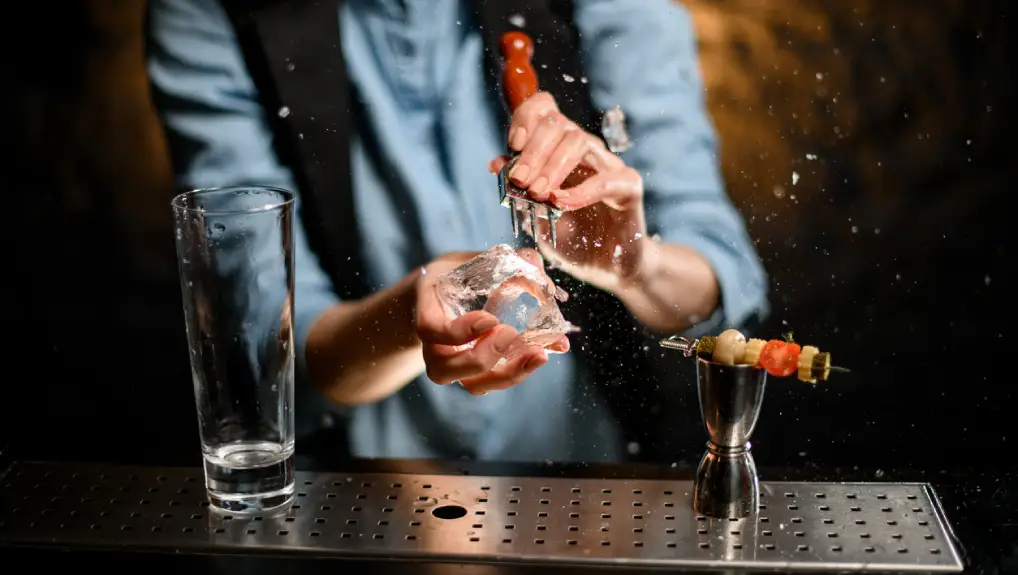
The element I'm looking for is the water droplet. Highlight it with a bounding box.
[285,62,295,72]
[507,14,525,27]
[562,73,575,83]
[791,172,800,185]
[278,106,291,118]
[773,186,786,199]
[851,226,859,234]
[213,223,226,232]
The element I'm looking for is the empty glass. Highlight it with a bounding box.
[172,186,296,515]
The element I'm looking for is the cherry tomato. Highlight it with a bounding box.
[759,340,801,377]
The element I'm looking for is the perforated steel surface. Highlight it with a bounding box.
[0,461,962,571]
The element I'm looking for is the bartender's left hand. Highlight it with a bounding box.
[488,92,647,291]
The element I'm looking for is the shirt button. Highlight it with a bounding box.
[392,35,415,58]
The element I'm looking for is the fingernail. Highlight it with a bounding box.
[524,350,548,372]
[510,127,527,150]
[471,316,499,334]
[492,327,518,353]
[510,163,531,184]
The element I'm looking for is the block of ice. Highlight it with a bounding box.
[435,244,578,354]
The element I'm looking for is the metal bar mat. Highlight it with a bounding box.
[0,462,962,571]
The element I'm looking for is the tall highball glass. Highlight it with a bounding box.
[172,186,296,515]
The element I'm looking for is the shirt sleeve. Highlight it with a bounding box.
[573,0,769,332]
[146,0,340,379]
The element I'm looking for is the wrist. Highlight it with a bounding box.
[391,270,423,349]
[618,236,659,291]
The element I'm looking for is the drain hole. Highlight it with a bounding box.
[797,545,809,552]
[432,505,467,520]
[507,511,517,516]
[930,548,941,554]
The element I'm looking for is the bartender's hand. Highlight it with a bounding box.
[489,92,647,291]
[415,249,568,395]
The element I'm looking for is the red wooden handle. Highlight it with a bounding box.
[501,31,538,111]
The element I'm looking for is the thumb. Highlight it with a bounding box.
[488,155,511,175]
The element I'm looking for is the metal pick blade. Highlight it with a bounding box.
[528,202,537,242]
[547,207,558,248]
[510,198,520,238]
[829,366,851,374]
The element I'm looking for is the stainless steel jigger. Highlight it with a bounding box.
[694,355,767,519]
[660,336,767,519]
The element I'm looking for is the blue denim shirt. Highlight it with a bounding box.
[147,0,768,461]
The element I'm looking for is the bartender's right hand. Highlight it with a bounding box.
[414,250,563,395]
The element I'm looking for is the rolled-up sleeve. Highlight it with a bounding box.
[574,0,769,331]
[146,0,340,377]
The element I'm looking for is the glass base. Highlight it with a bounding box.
[207,484,296,516]
[203,441,296,516]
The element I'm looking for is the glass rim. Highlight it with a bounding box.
[171,186,296,215]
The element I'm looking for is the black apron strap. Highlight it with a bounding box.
[225,0,368,300]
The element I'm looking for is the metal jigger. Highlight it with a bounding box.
[659,335,767,519]
[693,355,767,519]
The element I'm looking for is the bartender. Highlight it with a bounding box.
[145,0,768,462]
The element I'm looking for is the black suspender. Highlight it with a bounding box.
[225,0,368,300]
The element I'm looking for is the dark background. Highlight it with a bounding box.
[5,0,1013,472]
